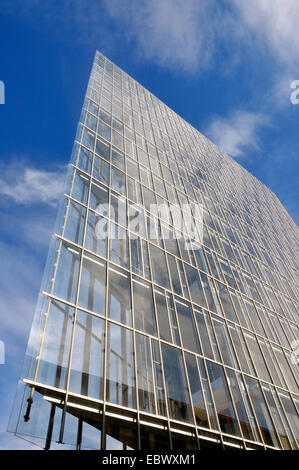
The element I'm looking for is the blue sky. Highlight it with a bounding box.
[0,0,298,449]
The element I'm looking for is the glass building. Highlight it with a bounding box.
[9,51,299,450]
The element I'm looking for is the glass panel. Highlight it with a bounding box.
[195,309,214,360]
[81,422,101,449]
[135,333,155,414]
[244,299,265,337]
[215,281,235,320]
[206,361,241,437]
[78,255,106,315]
[132,276,157,336]
[69,310,104,399]
[95,138,110,161]
[109,222,129,269]
[175,300,201,354]
[111,167,126,194]
[279,393,299,448]
[36,300,73,389]
[52,241,80,304]
[107,266,131,326]
[228,324,250,374]
[62,199,86,246]
[185,352,209,428]
[212,316,237,368]
[89,181,109,214]
[226,369,255,441]
[161,343,193,423]
[149,244,170,289]
[184,263,207,309]
[106,323,136,409]
[263,385,291,449]
[150,339,167,417]
[245,332,271,382]
[245,376,280,447]
[154,288,172,343]
[167,254,183,296]
[76,145,93,174]
[85,210,107,258]
[68,168,89,205]
[93,155,110,185]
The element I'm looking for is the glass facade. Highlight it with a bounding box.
[9,51,299,450]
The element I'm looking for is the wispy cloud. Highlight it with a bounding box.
[0,161,65,206]
[232,0,299,73]
[204,111,269,158]
[104,0,223,72]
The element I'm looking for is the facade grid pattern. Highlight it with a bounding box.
[9,51,299,451]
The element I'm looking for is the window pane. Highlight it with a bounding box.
[212,316,237,368]
[62,199,86,246]
[109,223,129,269]
[37,300,73,389]
[149,244,170,289]
[135,333,155,414]
[93,155,110,185]
[154,288,172,343]
[195,309,214,360]
[132,276,157,336]
[107,266,131,327]
[69,310,104,399]
[184,263,207,308]
[245,376,280,447]
[161,343,193,423]
[78,255,106,315]
[85,211,107,258]
[185,352,209,428]
[206,361,241,437]
[53,241,80,304]
[176,300,201,354]
[106,323,136,409]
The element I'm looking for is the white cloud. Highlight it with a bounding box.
[0,162,65,206]
[204,111,269,158]
[231,0,299,73]
[104,0,222,72]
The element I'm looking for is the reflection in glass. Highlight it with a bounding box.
[107,266,131,326]
[175,300,201,354]
[161,344,193,423]
[37,300,73,389]
[69,310,104,399]
[206,361,241,437]
[135,333,155,414]
[245,376,280,447]
[78,255,106,315]
[185,353,209,428]
[106,323,136,409]
[132,276,157,336]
